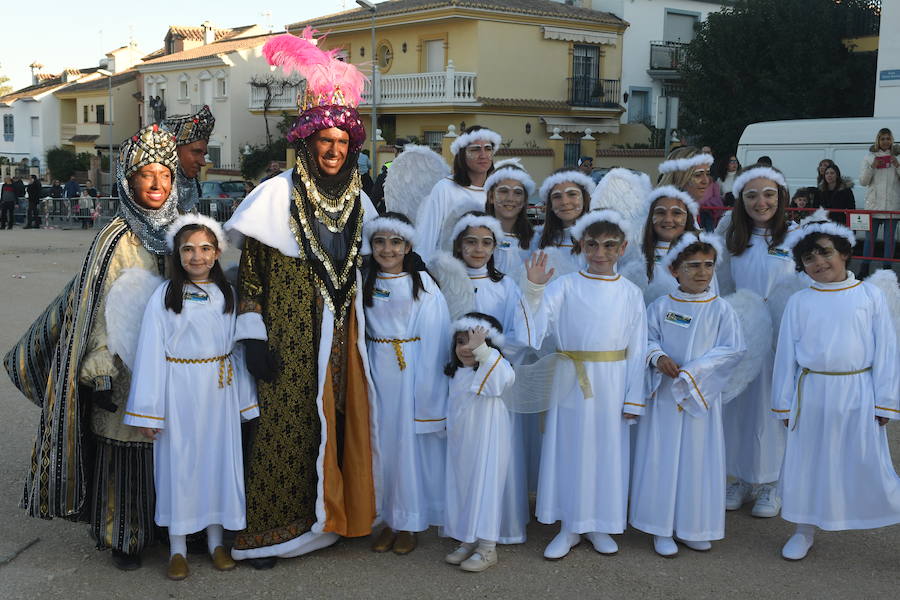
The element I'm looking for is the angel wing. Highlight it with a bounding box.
[384,143,451,223]
[765,271,810,346]
[502,352,578,414]
[865,269,900,342]
[427,251,474,320]
[590,168,652,247]
[721,289,772,402]
[713,211,735,295]
[106,268,165,371]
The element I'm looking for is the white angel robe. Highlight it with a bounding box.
[723,228,796,484]
[772,273,900,530]
[494,231,532,276]
[467,265,535,543]
[124,282,259,536]
[533,271,648,533]
[445,344,516,544]
[531,225,586,277]
[416,178,485,261]
[630,289,745,541]
[364,271,450,532]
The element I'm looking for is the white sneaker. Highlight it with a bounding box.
[782,532,814,560]
[751,483,781,518]
[653,536,678,557]
[585,532,618,555]
[459,548,498,572]
[543,530,581,560]
[445,544,477,565]
[677,538,712,552]
[725,479,754,511]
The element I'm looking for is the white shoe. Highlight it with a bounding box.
[653,536,678,557]
[543,530,581,560]
[725,479,754,510]
[782,532,814,561]
[445,544,477,565]
[459,548,498,572]
[752,483,781,518]
[677,538,712,552]
[585,532,618,555]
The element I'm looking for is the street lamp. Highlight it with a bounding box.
[356,0,377,167]
[97,65,114,196]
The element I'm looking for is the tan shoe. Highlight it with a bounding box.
[392,531,417,555]
[211,546,236,571]
[167,554,189,581]
[371,527,396,552]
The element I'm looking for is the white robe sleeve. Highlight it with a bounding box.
[123,286,169,429]
[416,180,453,262]
[671,302,746,417]
[413,282,452,433]
[231,341,260,421]
[644,304,665,399]
[622,297,649,416]
[870,287,900,420]
[470,344,515,397]
[529,277,565,348]
[501,278,537,352]
[770,299,799,422]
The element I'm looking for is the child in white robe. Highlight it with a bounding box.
[531,170,595,276]
[773,215,900,560]
[630,232,745,557]
[525,209,648,560]
[721,165,796,518]
[124,214,259,580]
[361,213,450,555]
[444,313,516,572]
[483,165,537,275]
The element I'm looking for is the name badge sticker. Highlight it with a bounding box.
[768,247,791,260]
[665,311,692,328]
[183,291,209,303]
[498,240,512,249]
[373,288,391,301]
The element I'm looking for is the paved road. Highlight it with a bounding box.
[1,228,898,599]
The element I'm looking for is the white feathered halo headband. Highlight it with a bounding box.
[570,209,631,242]
[646,185,700,219]
[539,170,596,204]
[450,128,503,156]
[732,166,787,198]
[782,208,856,252]
[484,166,536,197]
[166,213,227,252]
[361,216,418,254]
[450,213,505,246]
[658,153,714,175]
[451,316,506,347]
[658,231,726,272]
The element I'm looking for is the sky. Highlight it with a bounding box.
[2,0,389,91]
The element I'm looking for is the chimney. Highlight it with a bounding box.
[201,21,215,45]
[29,62,44,86]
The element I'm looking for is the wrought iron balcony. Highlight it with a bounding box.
[567,77,620,108]
[649,41,687,71]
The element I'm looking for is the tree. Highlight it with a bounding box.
[0,62,12,97]
[678,0,878,154]
[46,147,90,181]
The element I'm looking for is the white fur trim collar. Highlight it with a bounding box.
[451,316,506,347]
[782,208,856,251]
[484,166,536,196]
[646,185,700,218]
[450,214,505,245]
[166,213,227,252]
[658,231,725,272]
[538,170,596,203]
[658,153,714,174]
[570,209,631,241]
[732,167,787,198]
[450,129,502,156]
[361,216,417,254]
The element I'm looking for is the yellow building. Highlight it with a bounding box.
[286,0,631,180]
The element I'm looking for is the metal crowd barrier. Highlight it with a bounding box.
[13,196,242,228]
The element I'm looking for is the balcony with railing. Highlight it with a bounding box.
[248,82,302,111]
[648,41,687,78]
[61,123,76,142]
[360,61,478,106]
[567,78,621,109]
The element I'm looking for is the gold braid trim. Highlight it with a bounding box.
[166,353,233,388]
[365,336,421,370]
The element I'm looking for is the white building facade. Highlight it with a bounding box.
[0,81,69,176]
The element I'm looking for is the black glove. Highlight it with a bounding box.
[93,389,118,413]
[243,339,279,383]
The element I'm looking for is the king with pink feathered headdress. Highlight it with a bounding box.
[263,28,368,153]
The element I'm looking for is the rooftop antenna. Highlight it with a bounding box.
[261,10,273,32]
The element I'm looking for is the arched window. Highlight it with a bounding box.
[213,70,227,98]
[178,73,190,101]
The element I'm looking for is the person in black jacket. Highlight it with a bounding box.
[25,175,42,228]
[817,163,855,224]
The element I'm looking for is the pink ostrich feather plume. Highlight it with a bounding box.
[263,28,367,107]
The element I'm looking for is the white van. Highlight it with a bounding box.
[736,116,900,190]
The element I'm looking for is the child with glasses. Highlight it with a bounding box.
[484,165,536,275]
[630,232,745,557]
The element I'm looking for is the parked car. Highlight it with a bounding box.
[201,180,246,201]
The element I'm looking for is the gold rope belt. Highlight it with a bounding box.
[366,336,421,370]
[165,353,233,388]
[558,349,628,399]
[793,366,872,430]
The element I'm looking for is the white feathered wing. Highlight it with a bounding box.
[865,269,900,342]
[105,268,165,371]
[427,251,475,320]
[384,143,451,223]
[590,168,652,247]
[722,289,773,403]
